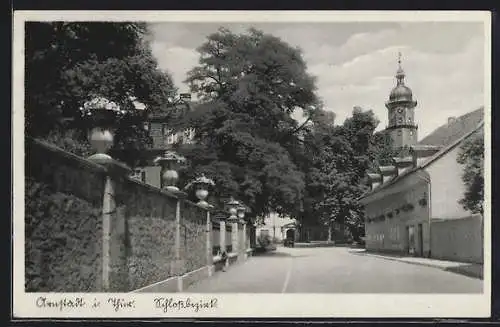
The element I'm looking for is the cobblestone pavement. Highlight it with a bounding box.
[184,246,483,293]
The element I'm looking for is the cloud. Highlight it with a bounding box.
[149,22,485,140]
[150,41,199,92]
[312,32,484,138]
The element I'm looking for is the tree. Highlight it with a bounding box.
[368,130,396,168]
[178,27,320,219]
[456,129,484,215]
[302,107,386,241]
[25,22,177,166]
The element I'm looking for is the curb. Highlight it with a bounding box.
[367,254,483,280]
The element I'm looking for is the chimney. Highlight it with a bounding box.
[448,116,456,125]
[410,145,442,166]
[392,156,413,175]
[378,165,398,184]
[367,173,382,190]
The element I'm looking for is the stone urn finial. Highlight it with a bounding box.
[80,96,125,164]
[225,197,240,222]
[153,151,187,192]
[186,174,215,208]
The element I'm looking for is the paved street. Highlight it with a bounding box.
[185,247,483,293]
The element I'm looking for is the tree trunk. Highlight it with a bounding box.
[327,225,332,242]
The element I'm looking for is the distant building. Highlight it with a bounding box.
[256,213,298,242]
[359,57,484,264]
[130,98,196,188]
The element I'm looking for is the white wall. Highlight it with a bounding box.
[431,215,483,263]
[256,213,296,241]
[424,143,471,220]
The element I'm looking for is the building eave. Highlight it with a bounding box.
[358,120,484,202]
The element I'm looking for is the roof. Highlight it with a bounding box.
[418,107,484,146]
[359,107,485,201]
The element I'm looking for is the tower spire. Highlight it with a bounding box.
[396,51,405,86]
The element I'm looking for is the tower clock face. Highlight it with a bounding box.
[397,108,403,114]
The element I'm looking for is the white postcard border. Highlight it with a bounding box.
[12,10,492,318]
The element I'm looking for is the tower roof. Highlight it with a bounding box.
[387,52,415,104]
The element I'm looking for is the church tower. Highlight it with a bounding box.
[385,53,418,150]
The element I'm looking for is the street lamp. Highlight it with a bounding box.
[153,151,186,192]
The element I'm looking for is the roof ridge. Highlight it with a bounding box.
[418,106,484,146]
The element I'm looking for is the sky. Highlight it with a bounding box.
[148,21,485,140]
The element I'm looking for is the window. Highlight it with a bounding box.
[149,123,162,136]
[410,131,414,136]
[398,130,402,136]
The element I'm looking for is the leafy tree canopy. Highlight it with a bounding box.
[456,129,484,215]
[301,107,393,240]
[25,22,177,166]
[177,27,320,218]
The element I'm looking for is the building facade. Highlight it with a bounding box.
[360,57,484,263]
[129,99,195,188]
[256,213,298,242]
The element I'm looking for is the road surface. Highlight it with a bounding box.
[185,246,483,293]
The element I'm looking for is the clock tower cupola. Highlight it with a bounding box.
[385,52,418,151]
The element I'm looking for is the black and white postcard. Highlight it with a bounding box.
[12,10,491,318]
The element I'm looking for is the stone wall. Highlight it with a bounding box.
[25,139,106,292]
[431,215,483,264]
[180,200,208,274]
[25,138,221,292]
[116,178,178,291]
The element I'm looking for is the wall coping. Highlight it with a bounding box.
[29,137,196,203]
[124,174,189,200]
[29,137,107,174]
